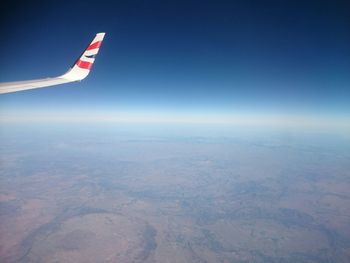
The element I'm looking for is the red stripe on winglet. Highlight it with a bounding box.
[76,60,93,69]
[87,41,102,50]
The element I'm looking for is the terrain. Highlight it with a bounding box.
[1,124,349,262]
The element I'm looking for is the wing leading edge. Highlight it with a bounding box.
[0,32,105,94]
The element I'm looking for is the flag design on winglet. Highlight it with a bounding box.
[75,33,105,70]
[61,32,105,81]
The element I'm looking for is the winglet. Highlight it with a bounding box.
[61,32,106,81]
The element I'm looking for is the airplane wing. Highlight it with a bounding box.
[0,32,105,94]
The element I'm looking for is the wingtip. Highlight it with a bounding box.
[61,33,106,81]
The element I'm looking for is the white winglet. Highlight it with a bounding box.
[0,33,106,94]
[61,32,106,81]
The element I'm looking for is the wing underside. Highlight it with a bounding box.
[0,77,72,94]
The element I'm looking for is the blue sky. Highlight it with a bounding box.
[0,0,349,130]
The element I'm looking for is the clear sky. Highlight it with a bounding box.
[0,0,349,131]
